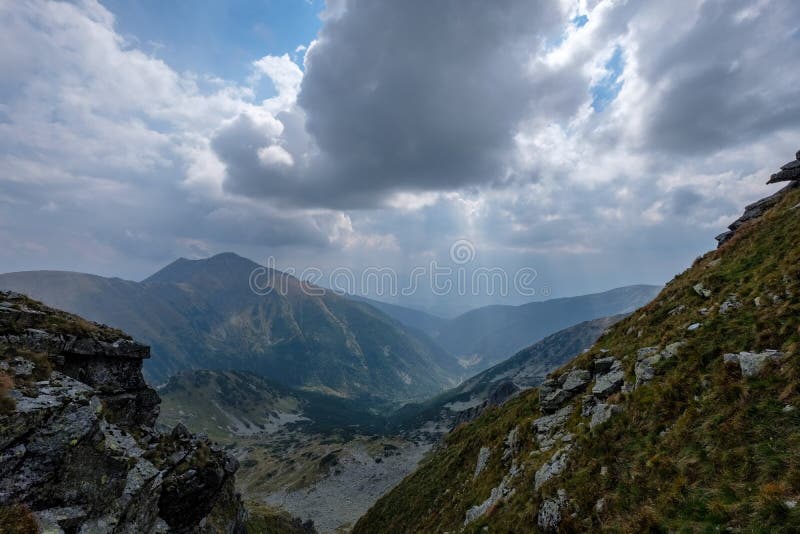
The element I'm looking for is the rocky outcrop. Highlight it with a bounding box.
[767,150,800,183]
[0,291,245,533]
[717,149,800,246]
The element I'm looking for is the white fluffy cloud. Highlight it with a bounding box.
[0,0,798,307]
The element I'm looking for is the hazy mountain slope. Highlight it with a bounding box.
[0,253,461,401]
[347,294,449,339]
[354,162,800,532]
[393,315,626,431]
[434,285,660,370]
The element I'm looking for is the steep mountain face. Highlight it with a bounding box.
[393,315,625,432]
[0,253,461,402]
[429,285,660,371]
[354,154,800,532]
[0,291,245,533]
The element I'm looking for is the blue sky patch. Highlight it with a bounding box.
[104,0,322,83]
[572,14,589,28]
[591,46,625,112]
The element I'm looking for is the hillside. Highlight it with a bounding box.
[0,253,461,402]
[432,285,660,371]
[354,154,800,532]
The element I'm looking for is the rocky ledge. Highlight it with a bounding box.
[716,149,800,246]
[0,291,245,533]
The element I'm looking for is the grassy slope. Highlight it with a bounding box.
[354,185,800,533]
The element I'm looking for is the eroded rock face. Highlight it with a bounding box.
[0,291,245,533]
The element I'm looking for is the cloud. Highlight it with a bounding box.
[1,0,800,303]
[218,0,571,206]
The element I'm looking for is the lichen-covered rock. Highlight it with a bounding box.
[0,292,245,533]
[534,447,570,490]
[693,283,712,298]
[473,446,490,479]
[537,489,567,532]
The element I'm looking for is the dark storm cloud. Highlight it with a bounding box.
[218,0,566,207]
[636,0,800,155]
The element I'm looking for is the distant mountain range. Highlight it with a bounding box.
[0,253,658,403]
[0,253,460,402]
[360,285,660,372]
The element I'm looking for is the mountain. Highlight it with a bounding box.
[0,290,247,532]
[393,315,626,432]
[430,285,660,371]
[158,369,391,441]
[0,253,461,402]
[354,153,800,532]
[347,294,450,338]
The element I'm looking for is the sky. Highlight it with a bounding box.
[1,0,799,315]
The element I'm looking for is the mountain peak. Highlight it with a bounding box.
[143,251,260,285]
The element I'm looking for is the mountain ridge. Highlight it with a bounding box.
[0,254,462,403]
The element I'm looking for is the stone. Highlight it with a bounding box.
[661,341,685,359]
[535,447,571,490]
[560,368,591,392]
[464,464,520,525]
[594,497,606,513]
[723,350,783,377]
[589,403,622,429]
[593,357,617,374]
[719,294,742,314]
[668,305,686,316]
[10,357,35,377]
[474,447,490,479]
[636,346,659,360]
[537,489,567,532]
[687,323,701,331]
[533,405,573,451]
[502,426,519,461]
[592,360,624,397]
[693,283,712,298]
[634,357,658,387]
